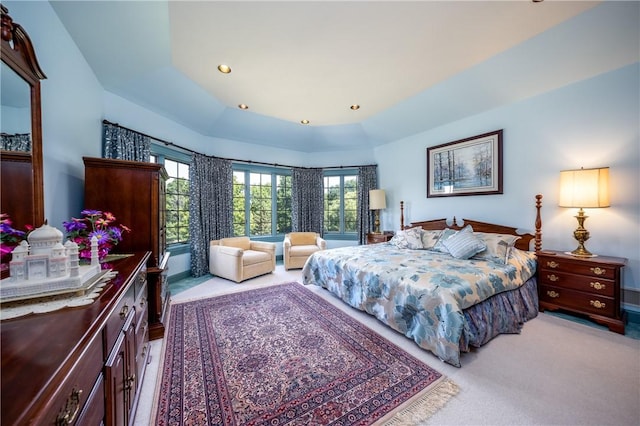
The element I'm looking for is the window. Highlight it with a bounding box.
[233,166,292,238]
[150,146,191,247]
[324,172,358,235]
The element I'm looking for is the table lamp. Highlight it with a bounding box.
[369,189,386,234]
[558,167,610,257]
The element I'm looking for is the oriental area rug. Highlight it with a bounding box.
[154,282,458,425]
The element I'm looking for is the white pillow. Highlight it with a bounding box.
[472,232,521,264]
[421,229,443,250]
[389,227,424,249]
[432,228,457,253]
[442,226,487,259]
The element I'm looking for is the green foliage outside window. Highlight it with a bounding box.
[233,170,292,237]
[324,175,357,234]
[164,159,190,244]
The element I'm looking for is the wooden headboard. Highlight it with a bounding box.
[400,194,543,252]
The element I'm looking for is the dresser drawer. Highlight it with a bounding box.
[539,284,615,317]
[539,257,616,279]
[134,267,147,303]
[538,269,615,297]
[75,373,105,425]
[135,281,148,331]
[49,333,104,425]
[104,284,136,359]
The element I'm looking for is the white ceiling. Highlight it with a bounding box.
[48,1,634,153]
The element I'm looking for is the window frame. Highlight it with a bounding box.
[150,143,191,256]
[232,164,292,242]
[323,169,359,241]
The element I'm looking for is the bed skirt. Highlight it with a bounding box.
[460,276,539,352]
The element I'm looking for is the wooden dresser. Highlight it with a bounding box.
[537,250,627,334]
[1,252,151,425]
[83,157,170,340]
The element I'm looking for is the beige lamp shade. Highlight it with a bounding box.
[559,167,610,208]
[369,189,386,210]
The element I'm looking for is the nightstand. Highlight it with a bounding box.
[367,232,394,244]
[537,250,627,334]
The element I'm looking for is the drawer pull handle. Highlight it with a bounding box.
[56,388,83,425]
[590,267,606,276]
[139,297,146,307]
[546,261,559,268]
[590,281,606,291]
[546,290,560,298]
[123,374,136,391]
[590,300,606,309]
[547,274,559,282]
[120,304,129,319]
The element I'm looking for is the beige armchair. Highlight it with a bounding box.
[283,232,326,270]
[209,237,276,283]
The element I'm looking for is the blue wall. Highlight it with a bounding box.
[4,1,639,306]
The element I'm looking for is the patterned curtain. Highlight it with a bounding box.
[291,167,324,234]
[189,154,234,277]
[357,165,378,245]
[103,122,151,161]
[0,133,31,152]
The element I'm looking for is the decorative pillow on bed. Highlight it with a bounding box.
[472,232,521,264]
[442,226,487,259]
[432,228,458,253]
[420,229,443,250]
[389,227,424,249]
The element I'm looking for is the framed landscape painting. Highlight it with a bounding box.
[426,129,503,198]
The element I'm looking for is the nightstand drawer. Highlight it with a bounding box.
[538,270,615,297]
[540,285,615,317]
[539,257,616,279]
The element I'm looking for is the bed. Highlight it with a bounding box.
[302,195,543,367]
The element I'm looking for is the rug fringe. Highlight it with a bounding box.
[380,377,459,426]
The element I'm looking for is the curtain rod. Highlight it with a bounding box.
[102,119,376,170]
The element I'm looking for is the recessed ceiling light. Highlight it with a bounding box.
[301,119,310,125]
[350,104,360,111]
[238,104,249,110]
[217,64,231,74]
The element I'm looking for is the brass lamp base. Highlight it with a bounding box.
[373,210,382,234]
[569,208,596,257]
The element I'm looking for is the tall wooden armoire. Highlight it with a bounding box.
[83,157,170,340]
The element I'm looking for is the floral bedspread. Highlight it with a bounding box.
[302,243,537,367]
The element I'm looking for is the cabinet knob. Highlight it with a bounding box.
[119,304,129,319]
[546,261,559,268]
[590,267,606,276]
[547,274,559,282]
[590,281,606,291]
[56,388,83,425]
[590,300,606,309]
[546,290,560,298]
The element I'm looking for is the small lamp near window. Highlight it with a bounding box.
[369,189,386,234]
[558,167,610,257]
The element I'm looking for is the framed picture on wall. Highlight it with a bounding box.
[426,129,503,197]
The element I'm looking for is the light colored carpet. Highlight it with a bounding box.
[134,265,640,426]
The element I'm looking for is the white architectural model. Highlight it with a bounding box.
[0,223,102,300]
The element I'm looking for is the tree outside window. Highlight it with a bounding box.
[233,168,292,237]
[324,174,357,235]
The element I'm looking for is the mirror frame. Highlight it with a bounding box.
[1,4,46,227]
[1,5,46,279]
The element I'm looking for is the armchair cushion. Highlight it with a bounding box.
[283,232,326,270]
[289,232,318,246]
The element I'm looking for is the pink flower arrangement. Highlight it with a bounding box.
[0,214,33,257]
[63,210,130,260]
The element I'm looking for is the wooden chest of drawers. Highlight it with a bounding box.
[537,250,627,334]
[1,252,151,425]
[366,232,394,244]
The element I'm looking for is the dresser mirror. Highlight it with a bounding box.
[1,4,46,278]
